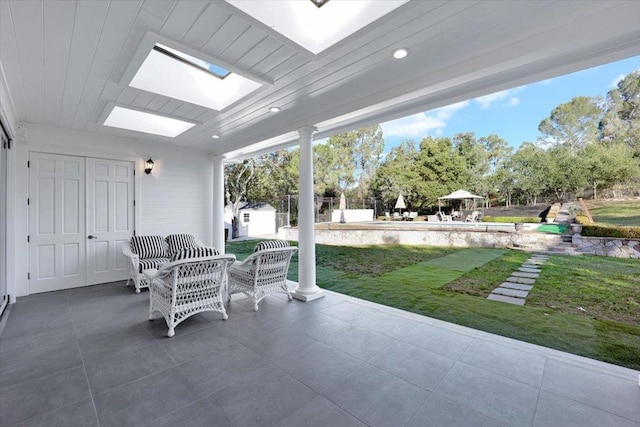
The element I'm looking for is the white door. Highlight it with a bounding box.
[0,130,8,314]
[29,153,86,293]
[29,153,135,293]
[86,158,134,285]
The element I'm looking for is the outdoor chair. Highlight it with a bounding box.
[228,240,298,311]
[465,210,481,222]
[437,211,452,222]
[123,234,215,293]
[392,212,402,221]
[147,254,236,337]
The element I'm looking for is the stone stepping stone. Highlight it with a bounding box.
[523,261,544,266]
[507,276,536,285]
[526,259,545,264]
[519,267,541,273]
[512,271,539,279]
[492,287,529,298]
[531,255,548,260]
[500,282,534,291]
[487,294,525,306]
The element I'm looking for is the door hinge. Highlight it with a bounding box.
[27,198,30,205]
[133,200,135,207]
[27,160,30,168]
[133,169,135,176]
[27,273,30,280]
[27,235,30,242]
[133,230,136,236]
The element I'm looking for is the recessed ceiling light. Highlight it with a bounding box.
[393,48,408,59]
[211,134,220,139]
[269,107,281,113]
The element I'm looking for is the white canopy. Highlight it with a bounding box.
[339,192,346,210]
[438,190,483,200]
[394,193,406,210]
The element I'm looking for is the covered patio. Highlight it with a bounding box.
[1,1,639,425]
[2,280,639,426]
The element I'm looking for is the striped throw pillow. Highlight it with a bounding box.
[253,240,290,253]
[165,234,197,255]
[171,247,219,262]
[131,236,167,259]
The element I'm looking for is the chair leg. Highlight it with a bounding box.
[222,312,228,320]
[167,327,175,338]
[253,301,259,312]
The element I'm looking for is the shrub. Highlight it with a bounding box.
[575,215,591,225]
[581,225,640,239]
[482,216,541,223]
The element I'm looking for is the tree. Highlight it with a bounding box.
[510,143,548,204]
[600,71,640,156]
[414,136,470,209]
[545,146,587,202]
[370,140,419,210]
[538,96,603,153]
[225,159,259,238]
[583,142,640,199]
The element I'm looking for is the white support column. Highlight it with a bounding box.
[212,155,226,254]
[292,126,324,302]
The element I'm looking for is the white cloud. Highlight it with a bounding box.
[380,101,469,138]
[474,87,524,109]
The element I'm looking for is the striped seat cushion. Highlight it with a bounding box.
[138,257,170,273]
[165,234,197,255]
[253,240,290,253]
[171,247,219,262]
[131,236,167,259]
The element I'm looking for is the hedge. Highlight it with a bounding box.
[481,216,541,223]
[580,225,640,239]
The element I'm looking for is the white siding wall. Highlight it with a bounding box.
[241,210,276,237]
[13,124,213,297]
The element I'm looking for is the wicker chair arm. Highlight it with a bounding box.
[122,241,140,269]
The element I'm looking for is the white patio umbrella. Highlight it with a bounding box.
[339,192,346,210]
[394,193,406,211]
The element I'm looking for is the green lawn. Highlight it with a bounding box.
[586,200,640,226]
[226,241,640,369]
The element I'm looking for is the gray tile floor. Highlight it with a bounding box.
[1,281,639,426]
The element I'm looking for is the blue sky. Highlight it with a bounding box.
[380,56,640,152]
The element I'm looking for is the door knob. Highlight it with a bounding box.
[88,235,97,239]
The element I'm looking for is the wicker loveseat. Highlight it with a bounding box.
[147,254,236,337]
[228,240,298,311]
[122,234,216,293]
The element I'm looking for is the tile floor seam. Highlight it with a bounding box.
[0,364,93,426]
[76,338,101,427]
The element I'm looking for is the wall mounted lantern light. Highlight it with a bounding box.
[144,158,154,174]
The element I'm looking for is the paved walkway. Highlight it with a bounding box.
[488,254,548,305]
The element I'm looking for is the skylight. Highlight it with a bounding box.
[154,44,230,79]
[226,0,409,55]
[128,44,262,111]
[103,106,195,138]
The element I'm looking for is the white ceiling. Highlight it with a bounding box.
[1,0,639,160]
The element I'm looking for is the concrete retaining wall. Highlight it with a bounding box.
[573,236,640,259]
[279,225,563,249]
[330,209,374,223]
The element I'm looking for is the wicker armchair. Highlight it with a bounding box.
[228,241,298,311]
[122,234,212,293]
[147,255,236,337]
